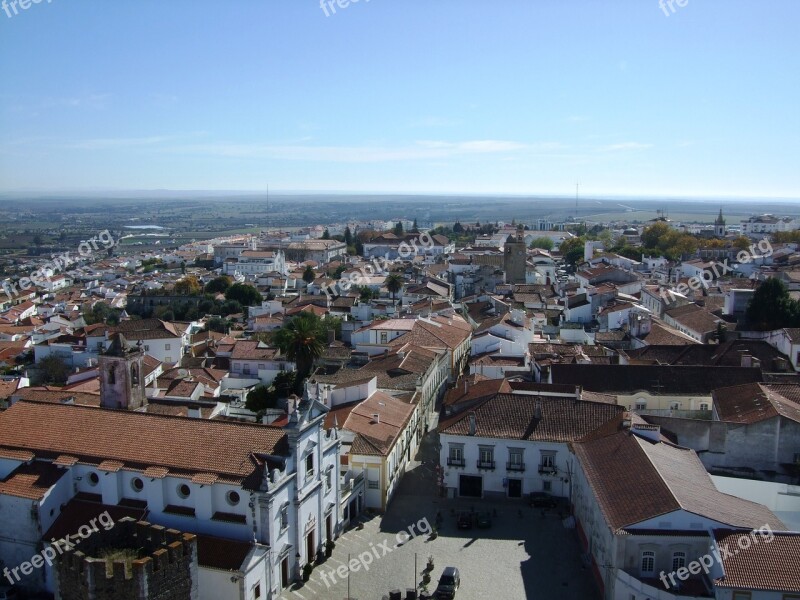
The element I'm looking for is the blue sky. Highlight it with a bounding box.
[1,0,798,197]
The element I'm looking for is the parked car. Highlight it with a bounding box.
[476,511,492,528]
[435,566,461,599]
[530,491,558,508]
[456,512,472,529]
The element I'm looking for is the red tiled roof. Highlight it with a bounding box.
[439,394,623,442]
[0,461,66,500]
[713,529,800,592]
[0,401,288,486]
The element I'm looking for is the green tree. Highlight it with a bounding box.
[732,236,752,251]
[303,265,316,284]
[272,313,326,390]
[225,283,263,306]
[746,277,800,330]
[559,237,586,266]
[344,226,353,246]
[205,276,232,294]
[385,273,404,306]
[529,237,554,251]
[322,229,330,240]
[39,356,68,384]
[206,316,229,333]
[452,221,464,234]
[411,218,419,233]
[393,221,404,236]
[245,385,279,413]
[174,276,202,296]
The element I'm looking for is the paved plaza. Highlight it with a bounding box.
[279,415,599,600]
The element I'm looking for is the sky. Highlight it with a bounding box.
[0,0,798,198]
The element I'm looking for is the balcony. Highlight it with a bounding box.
[477,460,495,470]
[447,457,465,467]
[506,462,526,472]
[538,464,558,475]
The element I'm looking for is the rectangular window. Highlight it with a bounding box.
[478,446,494,468]
[280,506,288,530]
[368,479,380,489]
[244,364,251,374]
[165,344,171,351]
[448,445,464,466]
[670,402,681,410]
[144,345,149,351]
[380,332,388,344]
[635,401,647,410]
[254,583,261,599]
[325,467,332,491]
[542,480,551,491]
[732,594,751,600]
[700,403,709,411]
[258,363,265,370]
[305,454,314,477]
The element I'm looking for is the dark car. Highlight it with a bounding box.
[530,491,558,508]
[456,512,472,529]
[435,566,461,599]
[476,511,492,528]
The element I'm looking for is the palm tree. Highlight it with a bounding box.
[273,313,325,391]
[385,273,404,306]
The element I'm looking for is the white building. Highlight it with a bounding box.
[0,396,342,600]
[438,393,622,500]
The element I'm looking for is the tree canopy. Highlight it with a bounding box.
[225,283,263,306]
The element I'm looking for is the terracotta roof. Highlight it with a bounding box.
[343,391,415,456]
[572,431,784,533]
[713,382,800,424]
[43,498,147,542]
[230,340,281,360]
[439,394,623,442]
[111,318,186,340]
[196,533,255,571]
[0,460,66,500]
[713,529,800,592]
[552,364,762,394]
[0,401,288,487]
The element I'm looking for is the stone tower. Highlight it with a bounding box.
[503,225,527,284]
[714,209,726,237]
[99,333,147,410]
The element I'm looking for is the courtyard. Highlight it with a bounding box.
[279,422,599,600]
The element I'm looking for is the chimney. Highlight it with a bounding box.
[534,399,543,420]
[464,378,469,394]
[741,354,752,368]
[372,413,380,424]
[468,412,476,436]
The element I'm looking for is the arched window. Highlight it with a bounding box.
[131,364,139,386]
[641,551,655,575]
[108,365,116,385]
[672,551,686,572]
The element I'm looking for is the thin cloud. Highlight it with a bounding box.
[599,142,653,152]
